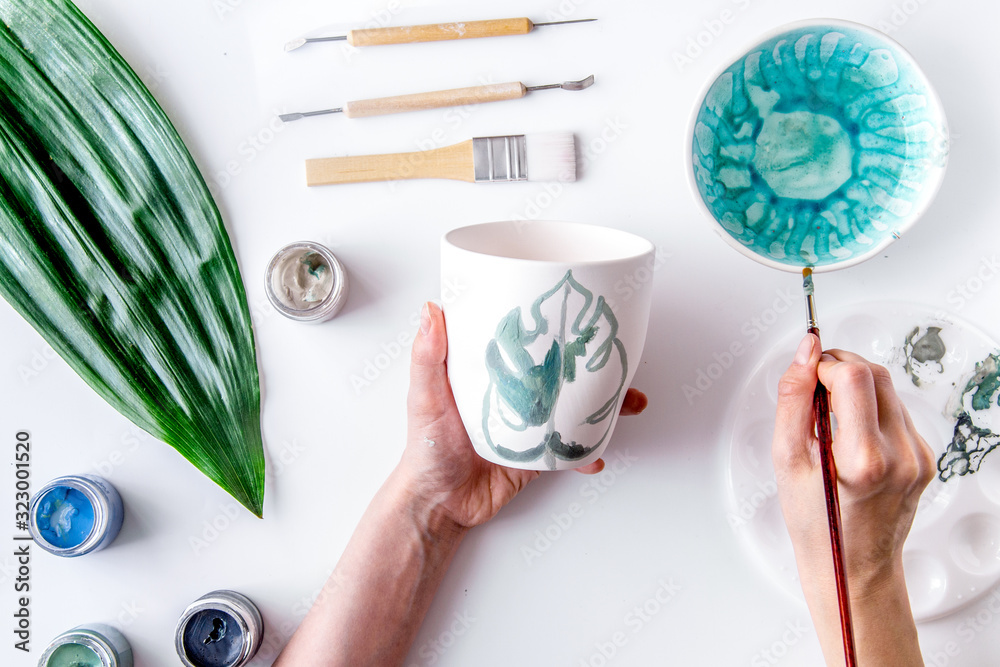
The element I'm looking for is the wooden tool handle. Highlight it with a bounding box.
[347,18,533,46]
[306,140,474,186]
[343,82,526,118]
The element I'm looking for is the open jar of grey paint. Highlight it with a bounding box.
[265,241,349,322]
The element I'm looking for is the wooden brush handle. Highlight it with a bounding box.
[344,82,526,118]
[306,140,474,186]
[346,18,533,46]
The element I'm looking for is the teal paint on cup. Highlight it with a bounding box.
[689,19,948,272]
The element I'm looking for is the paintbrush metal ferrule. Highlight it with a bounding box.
[802,268,819,334]
[472,135,526,182]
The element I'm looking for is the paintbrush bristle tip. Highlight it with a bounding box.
[525,132,577,183]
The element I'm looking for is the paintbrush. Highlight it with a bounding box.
[284,17,596,51]
[802,268,858,667]
[305,132,576,186]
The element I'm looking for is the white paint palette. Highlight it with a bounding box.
[726,302,1000,621]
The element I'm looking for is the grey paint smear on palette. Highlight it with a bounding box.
[903,325,946,387]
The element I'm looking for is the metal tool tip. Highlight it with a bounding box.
[284,38,307,52]
[533,18,598,27]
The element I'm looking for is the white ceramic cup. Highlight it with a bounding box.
[441,220,655,471]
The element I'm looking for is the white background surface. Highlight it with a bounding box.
[2,0,999,665]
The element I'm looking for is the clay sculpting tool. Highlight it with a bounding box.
[802,268,858,667]
[305,132,575,186]
[285,17,596,51]
[279,75,594,122]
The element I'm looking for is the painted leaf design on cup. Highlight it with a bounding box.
[482,270,627,468]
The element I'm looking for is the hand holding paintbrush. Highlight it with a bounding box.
[772,284,935,666]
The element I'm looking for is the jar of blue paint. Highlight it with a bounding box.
[175,590,263,667]
[38,622,133,667]
[29,475,124,557]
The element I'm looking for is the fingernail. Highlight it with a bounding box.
[419,302,431,335]
[793,335,814,365]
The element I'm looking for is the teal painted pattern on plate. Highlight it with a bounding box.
[692,22,948,269]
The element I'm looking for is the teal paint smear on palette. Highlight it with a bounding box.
[692,22,948,268]
[938,352,1000,481]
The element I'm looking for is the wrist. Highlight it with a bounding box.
[799,551,907,609]
[849,556,909,608]
[384,466,470,544]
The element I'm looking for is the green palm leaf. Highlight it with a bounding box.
[0,0,264,516]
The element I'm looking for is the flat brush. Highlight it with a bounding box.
[306,132,576,187]
[802,268,858,667]
[285,17,596,51]
[279,75,594,122]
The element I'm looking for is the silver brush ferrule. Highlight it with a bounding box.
[473,135,527,182]
[803,273,819,333]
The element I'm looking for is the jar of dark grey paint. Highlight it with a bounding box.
[175,590,263,667]
[38,623,133,667]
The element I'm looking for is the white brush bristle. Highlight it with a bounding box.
[525,132,577,183]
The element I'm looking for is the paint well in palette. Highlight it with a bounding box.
[691,20,948,271]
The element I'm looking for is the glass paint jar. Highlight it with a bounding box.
[38,623,133,667]
[265,241,349,322]
[29,475,124,557]
[175,590,264,667]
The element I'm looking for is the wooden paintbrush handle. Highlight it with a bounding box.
[815,380,857,665]
[344,82,526,118]
[305,140,474,186]
[346,18,533,46]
